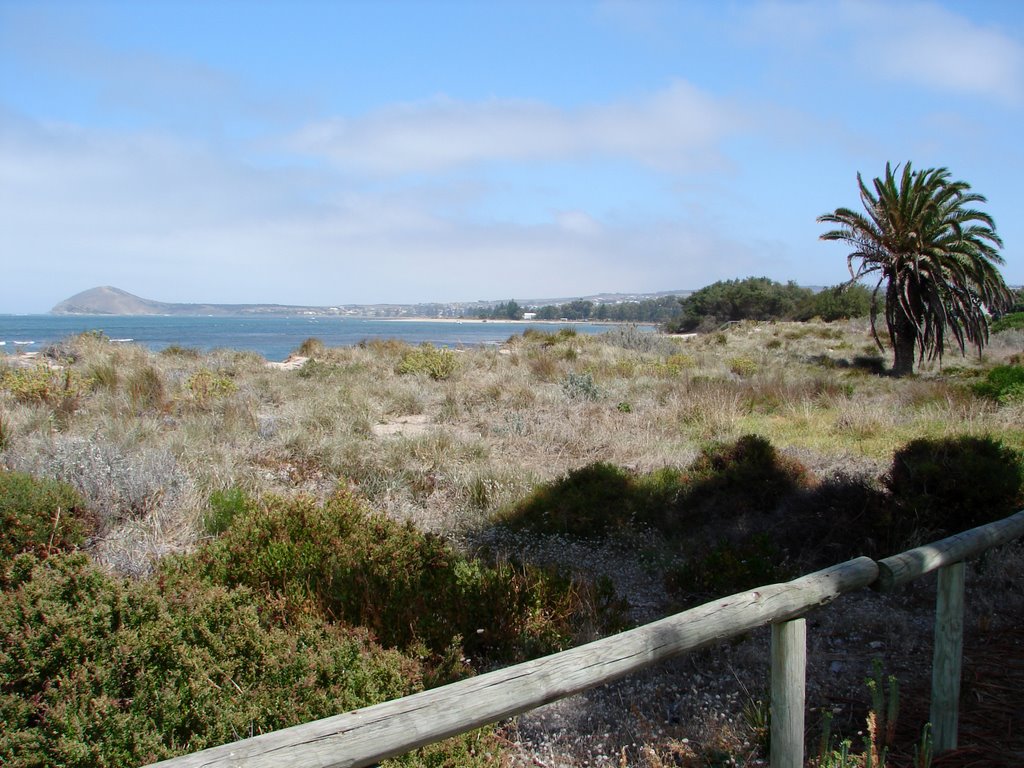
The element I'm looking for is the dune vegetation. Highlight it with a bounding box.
[2,317,1024,766]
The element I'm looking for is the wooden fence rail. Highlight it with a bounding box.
[148,509,1024,768]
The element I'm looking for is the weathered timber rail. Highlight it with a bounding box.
[148,509,1024,768]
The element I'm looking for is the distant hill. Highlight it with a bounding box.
[50,287,322,317]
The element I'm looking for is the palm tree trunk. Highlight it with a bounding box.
[889,287,918,376]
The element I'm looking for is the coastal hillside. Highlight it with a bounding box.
[50,286,315,316]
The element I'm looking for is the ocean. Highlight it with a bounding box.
[0,315,644,362]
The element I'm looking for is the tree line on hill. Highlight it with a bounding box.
[464,278,874,331]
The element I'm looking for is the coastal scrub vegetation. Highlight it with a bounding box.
[1,317,1024,766]
[664,277,873,334]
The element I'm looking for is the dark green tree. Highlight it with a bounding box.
[819,163,1012,375]
[669,277,811,332]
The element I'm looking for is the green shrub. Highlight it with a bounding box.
[501,437,807,541]
[297,358,337,379]
[665,535,788,603]
[674,435,810,526]
[396,344,459,381]
[0,553,421,767]
[0,471,87,569]
[728,356,758,378]
[883,436,1023,546]
[972,365,1024,402]
[500,462,641,537]
[1,365,84,410]
[991,312,1024,333]
[159,344,201,359]
[203,487,250,535]
[185,369,237,408]
[561,372,598,401]
[187,491,589,665]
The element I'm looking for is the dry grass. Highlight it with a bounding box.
[2,320,1023,764]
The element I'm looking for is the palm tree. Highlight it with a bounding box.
[818,163,1012,376]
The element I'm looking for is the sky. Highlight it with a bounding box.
[2,0,1023,313]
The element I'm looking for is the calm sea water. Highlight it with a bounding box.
[0,315,641,362]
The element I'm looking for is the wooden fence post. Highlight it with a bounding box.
[931,562,965,753]
[771,618,806,768]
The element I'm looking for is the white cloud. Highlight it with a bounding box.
[288,81,744,175]
[846,1,1024,106]
[742,0,1024,106]
[0,108,778,311]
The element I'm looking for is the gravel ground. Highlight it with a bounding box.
[471,530,1024,767]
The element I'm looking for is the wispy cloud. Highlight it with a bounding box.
[846,1,1024,106]
[0,106,773,310]
[742,0,1024,105]
[288,81,745,175]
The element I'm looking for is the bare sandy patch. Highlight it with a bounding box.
[371,413,432,437]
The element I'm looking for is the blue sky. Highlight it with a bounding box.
[2,0,1022,312]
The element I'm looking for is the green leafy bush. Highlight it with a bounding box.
[728,356,758,378]
[501,436,808,540]
[396,344,459,381]
[187,491,589,665]
[675,435,811,525]
[991,312,1024,333]
[185,369,237,408]
[0,471,87,568]
[500,462,643,537]
[665,535,789,603]
[884,436,1023,546]
[1,365,84,411]
[0,553,421,768]
[972,365,1024,403]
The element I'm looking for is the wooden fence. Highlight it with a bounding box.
[148,509,1024,768]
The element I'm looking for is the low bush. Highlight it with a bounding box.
[561,372,599,401]
[0,552,429,768]
[501,436,809,541]
[396,344,459,381]
[664,534,789,604]
[674,434,811,526]
[186,491,592,666]
[991,312,1024,333]
[1,365,84,412]
[0,471,88,568]
[500,462,643,537]
[728,356,758,378]
[8,437,193,524]
[185,369,237,408]
[159,344,201,359]
[883,436,1023,546]
[972,365,1024,404]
